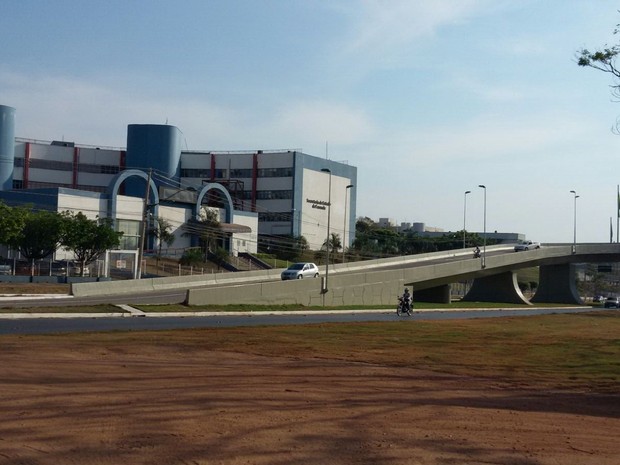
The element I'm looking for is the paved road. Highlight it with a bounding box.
[0,307,599,335]
[0,289,187,308]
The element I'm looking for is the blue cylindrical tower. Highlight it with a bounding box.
[0,105,16,191]
[126,124,181,177]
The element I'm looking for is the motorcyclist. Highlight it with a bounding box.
[473,246,481,258]
[401,288,412,312]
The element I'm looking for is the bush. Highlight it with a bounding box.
[179,248,204,267]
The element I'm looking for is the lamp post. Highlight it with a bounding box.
[463,190,471,249]
[478,185,486,268]
[321,168,332,294]
[570,190,579,253]
[343,184,354,263]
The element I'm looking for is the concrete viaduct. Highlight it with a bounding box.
[71,243,620,307]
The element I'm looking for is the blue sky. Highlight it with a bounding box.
[2,0,620,243]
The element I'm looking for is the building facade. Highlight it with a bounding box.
[0,105,357,259]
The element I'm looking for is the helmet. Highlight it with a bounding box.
[405,288,409,292]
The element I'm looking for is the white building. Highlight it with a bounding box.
[0,105,357,260]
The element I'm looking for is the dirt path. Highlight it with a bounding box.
[0,339,618,465]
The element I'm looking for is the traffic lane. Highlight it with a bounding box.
[0,307,599,335]
[0,289,187,308]
[350,248,512,272]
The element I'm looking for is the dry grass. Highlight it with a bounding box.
[0,282,70,295]
[9,311,619,393]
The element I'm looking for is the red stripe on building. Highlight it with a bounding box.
[210,153,216,181]
[119,150,126,194]
[23,142,30,189]
[252,152,258,212]
[72,146,79,188]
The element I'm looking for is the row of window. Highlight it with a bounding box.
[14,157,120,174]
[258,212,294,222]
[27,181,73,189]
[181,167,293,179]
[11,180,107,192]
[11,177,291,200]
[235,190,293,200]
[78,164,120,174]
[16,158,294,178]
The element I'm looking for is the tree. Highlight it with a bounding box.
[194,208,221,260]
[270,235,309,262]
[577,21,620,130]
[150,216,176,259]
[62,212,123,276]
[17,210,66,276]
[179,248,204,267]
[0,201,28,251]
[322,232,342,263]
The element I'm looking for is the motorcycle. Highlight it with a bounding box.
[473,248,481,259]
[396,295,413,316]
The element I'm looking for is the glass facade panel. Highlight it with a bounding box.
[116,219,141,249]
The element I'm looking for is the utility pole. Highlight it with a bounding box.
[137,169,152,279]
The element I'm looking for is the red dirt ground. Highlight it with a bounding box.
[0,338,618,465]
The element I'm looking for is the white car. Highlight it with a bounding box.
[514,240,541,252]
[281,262,320,280]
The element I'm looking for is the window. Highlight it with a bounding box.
[116,220,141,250]
[29,159,73,171]
[256,190,292,200]
[230,168,253,178]
[28,181,72,189]
[257,167,293,177]
[181,168,211,178]
[258,212,293,222]
[78,163,120,174]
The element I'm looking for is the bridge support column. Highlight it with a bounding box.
[462,271,530,305]
[413,285,451,304]
[530,264,582,305]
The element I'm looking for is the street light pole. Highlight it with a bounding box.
[321,168,332,294]
[343,184,353,263]
[463,190,471,248]
[478,185,486,268]
[570,190,579,253]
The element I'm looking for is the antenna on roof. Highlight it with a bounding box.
[325,141,329,159]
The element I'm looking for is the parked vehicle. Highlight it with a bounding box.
[281,262,320,280]
[603,296,620,308]
[514,240,541,252]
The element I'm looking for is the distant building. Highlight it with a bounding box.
[369,213,523,244]
[378,218,396,228]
